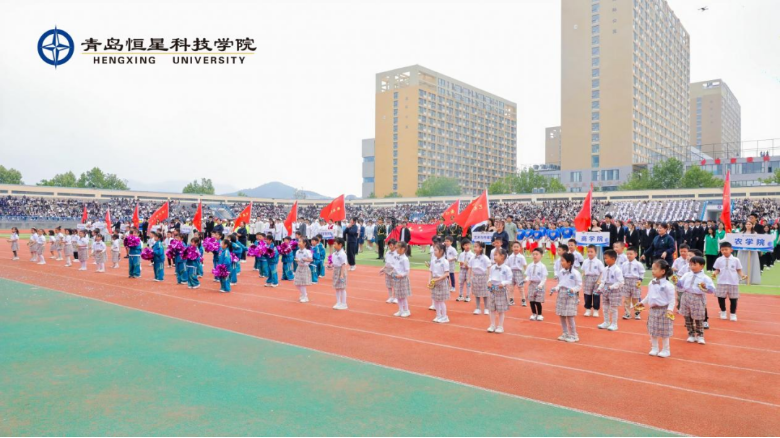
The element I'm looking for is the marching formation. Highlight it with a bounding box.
[7,215,750,360]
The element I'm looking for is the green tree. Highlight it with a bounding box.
[0,165,23,184]
[38,171,78,187]
[679,166,723,188]
[760,169,780,185]
[384,192,400,198]
[367,192,376,199]
[77,167,129,190]
[236,191,249,197]
[619,158,685,190]
[182,178,215,195]
[415,176,461,197]
[488,168,565,194]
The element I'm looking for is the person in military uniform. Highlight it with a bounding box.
[375,217,388,259]
[449,223,462,251]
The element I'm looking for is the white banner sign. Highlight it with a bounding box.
[180,225,193,234]
[320,231,334,240]
[471,232,494,244]
[575,231,611,248]
[76,224,87,230]
[723,233,774,251]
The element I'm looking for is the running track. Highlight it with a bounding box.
[1,243,779,436]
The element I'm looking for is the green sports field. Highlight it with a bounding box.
[0,279,673,436]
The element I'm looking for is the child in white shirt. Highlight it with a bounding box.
[393,242,412,318]
[551,253,582,342]
[456,240,474,302]
[712,242,747,322]
[468,242,491,315]
[379,239,398,303]
[525,248,549,321]
[506,241,527,306]
[636,259,676,357]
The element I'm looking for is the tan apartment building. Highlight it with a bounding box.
[690,79,741,159]
[545,126,562,166]
[374,65,517,197]
[559,0,690,191]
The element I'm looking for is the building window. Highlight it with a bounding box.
[592,112,600,121]
[592,47,600,56]
[363,156,374,163]
[393,184,397,190]
[592,3,600,13]
[592,170,599,181]
[592,36,600,45]
[393,92,398,99]
[592,123,600,132]
[363,177,374,183]
[592,25,599,34]
[592,144,600,153]
[393,101,398,108]
[592,58,600,67]
[592,14,599,23]
[570,171,582,182]
[591,101,600,109]
[592,90,600,99]
[601,169,619,180]
[591,133,600,142]
[393,166,397,174]
[393,141,398,149]
[592,68,599,77]
[592,79,600,88]
[393,159,398,166]
[393,150,398,158]
[592,155,600,167]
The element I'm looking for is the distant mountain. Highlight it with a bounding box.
[225,182,330,200]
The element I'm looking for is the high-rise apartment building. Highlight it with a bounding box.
[559,0,690,190]
[374,65,517,197]
[545,126,562,166]
[690,79,741,159]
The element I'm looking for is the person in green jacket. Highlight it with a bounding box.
[704,227,720,271]
[716,222,726,241]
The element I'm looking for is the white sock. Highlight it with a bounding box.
[441,302,447,318]
[434,301,442,318]
[610,308,618,325]
[489,312,496,326]
[499,313,505,327]
[662,338,670,351]
[397,300,404,313]
[651,337,659,351]
[342,290,347,305]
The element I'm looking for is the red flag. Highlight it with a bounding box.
[105,209,112,234]
[715,158,721,165]
[442,200,460,226]
[387,223,439,246]
[132,203,139,229]
[148,202,169,227]
[193,200,203,232]
[320,195,346,222]
[455,190,490,237]
[763,155,771,162]
[747,157,754,163]
[81,204,88,224]
[700,159,706,165]
[284,201,298,235]
[574,185,593,232]
[730,158,737,164]
[721,171,732,231]
[233,202,252,229]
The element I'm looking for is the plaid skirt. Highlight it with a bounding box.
[431,279,450,301]
[622,281,642,299]
[458,268,469,284]
[37,244,45,255]
[471,273,489,298]
[332,266,347,290]
[94,251,106,264]
[647,306,674,338]
[487,285,510,312]
[384,269,396,290]
[29,243,38,253]
[393,276,411,299]
[112,251,121,263]
[555,289,579,316]
[512,270,525,287]
[294,264,312,286]
[64,243,73,255]
[11,241,18,251]
[527,280,545,303]
[583,275,599,296]
[679,292,706,320]
[715,283,739,299]
[78,249,88,262]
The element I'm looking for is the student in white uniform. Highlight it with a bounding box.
[506,241,527,306]
[330,238,349,310]
[456,239,474,302]
[392,242,412,318]
[636,259,675,358]
[468,242,491,315]
[596,249,625,331]
[429,243,451,324]
[551,253,582,342]
[525,248,549,321]
[581,245,604,317]
[712,241,746,322]
[621,247,645,320]
[486,248,513,333]
[379,239,398,303]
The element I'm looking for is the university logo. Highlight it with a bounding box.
[38,26,74,68]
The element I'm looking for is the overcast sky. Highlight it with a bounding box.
[1,0,778,197]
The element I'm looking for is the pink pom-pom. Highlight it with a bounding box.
[141,247,154,261]
[125,235,141,248]
[212,264,229,279]
[184,246,200,261]
[203,237,220,253]
[230,252,239,264]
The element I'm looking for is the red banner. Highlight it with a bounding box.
[387,223,439,246]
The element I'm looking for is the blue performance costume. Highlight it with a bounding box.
[218,248,232,292]
[175,247,187,284]
[282,248,294,281]
[265,243,279,286]
[128,241,141,278]
[153,240,165,281]
[186,245,200,288]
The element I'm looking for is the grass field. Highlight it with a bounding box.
[0,279,672,436]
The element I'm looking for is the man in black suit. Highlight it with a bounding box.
[399,220,412,256]
[375,218,387,259]
[625,222,640,250]
[205,216,215,238]
[639,221,657,268]
[297,218,307,241]
[692,220,705,251]
[213,219,224,237]
[345,217,359,270]
[237,224,248,260]
[681,221,693,247]
[601,214,618,247]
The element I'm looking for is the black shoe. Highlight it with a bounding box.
[509,298,515,306]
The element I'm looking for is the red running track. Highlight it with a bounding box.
[1,243,779,436]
